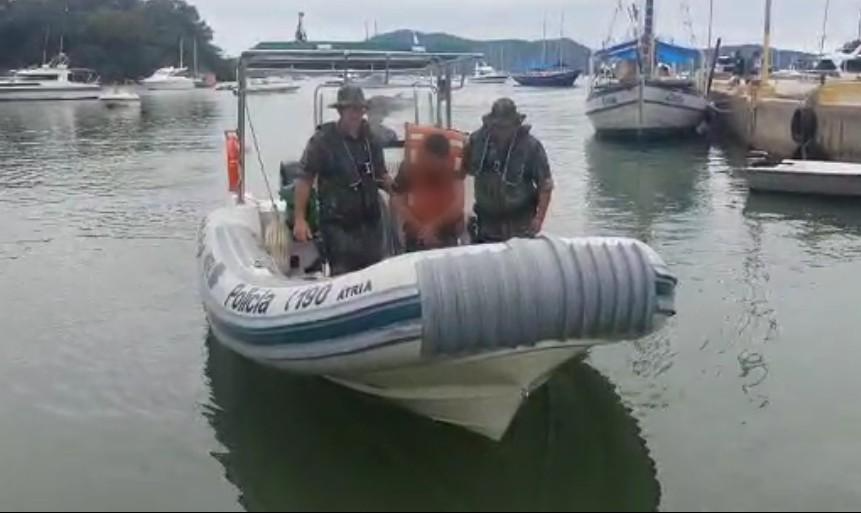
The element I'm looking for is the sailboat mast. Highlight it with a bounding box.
[763,0,772,83]
[542,15,547,65]
[708,0,714,53]
[193,38,198,76]
[59,0,68,56]
[819,0,831,55]
[179,37,184,69]
[643,0,655,76]
[42,26,50,65]
[559,12,564,66]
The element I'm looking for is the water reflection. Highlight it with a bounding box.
[583,137,710,240]
[744,192,861,262]
[204,336,661,512]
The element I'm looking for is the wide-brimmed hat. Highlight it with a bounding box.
[483,97,526,126]
[328,85,369,109]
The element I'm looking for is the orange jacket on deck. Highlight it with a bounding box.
[399,124,467,225]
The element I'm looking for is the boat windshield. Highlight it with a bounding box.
[17,73,59,81]
[839,40,861,54]
[845,59,861,73]
[69,70,97,83]
[815,59,839,72]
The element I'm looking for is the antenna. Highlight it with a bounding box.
[763,0,772,83]
[374,20,379,37]
[295,12,307,42]
[42,26,50,65]
[819,0,831,55]
[364,20,369,41]
[59,0,68,56]
[708,0,714,52]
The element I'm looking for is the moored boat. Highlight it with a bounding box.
[740,156,861,196]
[512,66,580,87]
[586,0,709,137]
[0,53,100,102]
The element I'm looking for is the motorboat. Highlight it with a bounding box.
[198,43,678,441]
[141,66,196,90]
[740,155,861,196]
[0,53,100,101]
[98,86,141,108]
[235,76,301,95]
[470,61,509,84]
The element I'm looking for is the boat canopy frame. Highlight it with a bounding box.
[234,46,482,202]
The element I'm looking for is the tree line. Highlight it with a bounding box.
[0,0,235,81]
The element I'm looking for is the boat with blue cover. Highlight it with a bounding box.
[587,0,710,137]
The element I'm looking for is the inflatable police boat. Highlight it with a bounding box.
[199,44,678,440]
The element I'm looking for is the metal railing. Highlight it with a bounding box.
[234,48,481,203]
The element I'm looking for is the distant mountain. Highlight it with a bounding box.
[368,30,591,73]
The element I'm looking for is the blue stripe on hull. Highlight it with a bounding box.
[211,296,423,347]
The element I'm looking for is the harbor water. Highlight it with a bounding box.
[2,85,861,511]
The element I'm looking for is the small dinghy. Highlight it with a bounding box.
[199,44,679,440]
[98,87,141,108]
[741,155,861,197]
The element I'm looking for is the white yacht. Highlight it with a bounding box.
[0,54,100,101]
[470,61,509,84]
[141,66,196,90]
[243,76,301,94]
[809,40,861,79]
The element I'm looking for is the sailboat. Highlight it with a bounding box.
[512,14,581,87]
[142,38,196,90]
[586,0,709,137]
[192,39,215,88]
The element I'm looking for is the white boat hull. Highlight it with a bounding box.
[142,79,196,91]
[741,160,861,196]
[330,345,588,440]
[242,84,301,94]
[200,201,677,440]
[471,76,509,84]
[587,83,708,135]
[0,85,101,101]
[100,99,141,108]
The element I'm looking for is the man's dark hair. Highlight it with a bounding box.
[423,133,451,158]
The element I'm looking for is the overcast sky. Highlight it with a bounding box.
[197,0,861,55]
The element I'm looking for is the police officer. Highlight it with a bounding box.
[464,98,554,243]
[293,85,393,275]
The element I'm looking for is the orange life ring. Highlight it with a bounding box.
[225,131,241,193]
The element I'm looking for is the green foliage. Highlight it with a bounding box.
[0,0,234,81]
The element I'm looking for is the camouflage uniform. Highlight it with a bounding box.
[465,103,553,243]
[298,119,388,275]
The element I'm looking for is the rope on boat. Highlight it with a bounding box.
[245,102,292,271]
